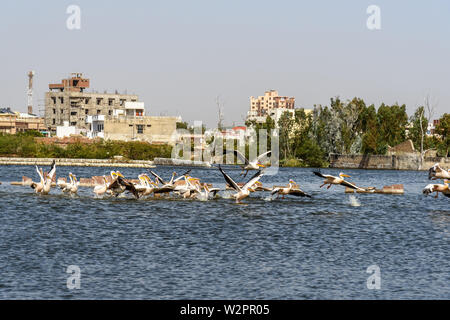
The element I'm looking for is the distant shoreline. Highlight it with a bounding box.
[0,157,155,168]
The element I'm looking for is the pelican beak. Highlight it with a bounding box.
[117,172,125,178]
[341,174,351,178]
[257,163,265,168]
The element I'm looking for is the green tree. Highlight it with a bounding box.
[435,113,450,157]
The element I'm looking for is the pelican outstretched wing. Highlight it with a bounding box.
[218,165,241,191]
[256,151,272,162]
[243,170,264,191]
[117,177,139,198]
[48,160,56,180]
[290,189,312,198]
[271,187,282,195]
[149,170,168,185]
[340,180,360,190]
[313,171,328,179]
[223,150,249,165]
[173,169,192,183]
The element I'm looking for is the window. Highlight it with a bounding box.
[97,110,101,115]
[53,108,56,114]
[108,99,114,106]
[137,125,144,134]
[59,97,64,104]
[71,111,77,116]
[52,119,56,125]
[96,98,102,105]
[108,110,112,116]
[52,97,56,104]
[85,109,89,115]
[71,122,77,126]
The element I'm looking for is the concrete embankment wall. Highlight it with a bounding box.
[0,157,155,168]
[0,157,212,168]
[329,153,450,170]
[153,157,212,167]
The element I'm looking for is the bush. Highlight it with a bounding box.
[0,134,172,160]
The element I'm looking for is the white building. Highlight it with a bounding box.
[86,115,105,138]
[56,121,83,138]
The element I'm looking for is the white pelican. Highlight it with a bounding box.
[173,176,199,198]
[66,173,79,195]
[423,180,450,198]
[30,165,45,193]
[135,174,156,197]
[93,175,110,197]
[218,165,264,203]
[223,150,271,177]
[271,179,312,199]
[190,179,220,200]
[41,160,56,195]
[313,171,363,191]
[428,163,450,180]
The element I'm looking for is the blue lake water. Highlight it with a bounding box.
[0,165,449,299]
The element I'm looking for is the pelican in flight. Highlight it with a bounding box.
[428,163,450,180]
[423,180,450,198]
[313,171,363,191]
[223,150,271,177]
[271,179,312,199]
[218,165,264,203]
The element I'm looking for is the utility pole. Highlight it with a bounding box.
[27,71,35,114]
[216,95,224,130]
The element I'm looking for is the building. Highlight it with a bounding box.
[247,90,295,122]
[0,107,45,134]
[85,102,180,145]
[44,73,139,132]
[56,121,83,138]
[103,115,180,145]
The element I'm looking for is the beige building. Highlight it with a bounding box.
[44,73,139,132]
[103,116,180,145]
[248,90,295,118]
[0,109,45,134]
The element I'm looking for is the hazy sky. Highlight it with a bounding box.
[0,0,449,127]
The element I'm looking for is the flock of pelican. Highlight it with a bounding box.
[29,158,450,203]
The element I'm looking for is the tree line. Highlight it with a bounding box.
[247,97,449,167]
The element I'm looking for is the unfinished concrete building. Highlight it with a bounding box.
[44,73,139,132]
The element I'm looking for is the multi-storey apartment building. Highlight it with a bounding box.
[246,90,296,123]
[44,73,139,132]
